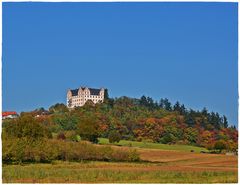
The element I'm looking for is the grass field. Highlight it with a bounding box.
[3,161,237,183]
[3,139,237,183]
[99,138,209,153]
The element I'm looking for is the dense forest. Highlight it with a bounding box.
[3,89,238,154]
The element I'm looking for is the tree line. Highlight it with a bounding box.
[3,91,238,154]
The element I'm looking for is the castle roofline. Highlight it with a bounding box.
[70,86,104,96]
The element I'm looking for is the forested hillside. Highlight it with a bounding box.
[4,90,237,153]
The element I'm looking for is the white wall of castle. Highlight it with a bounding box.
[67,87,104,108]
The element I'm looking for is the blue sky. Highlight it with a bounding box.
[2,2,238,126]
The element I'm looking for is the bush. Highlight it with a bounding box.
[64,131,81,142]
[108,130,121,143]
[127,149,140,162]
[160,133,176,144]
[2,138,59,163]
[57,132,66,140]
[64,130,74,139]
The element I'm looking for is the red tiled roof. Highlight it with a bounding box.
[2,112,17,117]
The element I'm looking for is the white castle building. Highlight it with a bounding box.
[67,87,105,108]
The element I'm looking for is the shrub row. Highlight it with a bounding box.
[2,138,140,163]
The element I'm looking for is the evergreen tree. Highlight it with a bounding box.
[223,115,228,128]
[104,89,109,100]
[164,98,172,111]
[146,97,154,109]
[173,101,181,112]
[159,98,164,108]
[201,107,208,117]
[140,96,148,107]
[180,104,186,115]
[185,109,195,126]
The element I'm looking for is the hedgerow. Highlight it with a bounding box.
[2,138,139,164]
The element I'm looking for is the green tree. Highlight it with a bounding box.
[160,98,172,111]
[201,107,208,117]
[49,103,69,114]
[223,115,228,128]
[5,115,51,140]
[173,101,181,112]
[160,133,176,144]
[184,127,199,144]
[76,114,100,143]
[140,96,148,107]
[104,88,109,100]
[51,113,78,131]
[180,104,186,115]
[208,112,221,130]
[214,140,227,153]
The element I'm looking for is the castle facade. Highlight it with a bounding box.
[67,87,104,108]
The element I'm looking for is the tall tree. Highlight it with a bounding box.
[140,96,148,107]
[173,101,181,112]
[180,104,187,115]
[223,115,228,128]
[146,97,154,109]
[163,98,172,111]
[104,89,109,100]
[201,107,208,117]
[159,98,164,108]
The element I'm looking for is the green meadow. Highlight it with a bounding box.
[98,138,209,153]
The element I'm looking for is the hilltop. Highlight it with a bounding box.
[3,92,237,152]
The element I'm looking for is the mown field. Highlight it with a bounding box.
[3,140,238,183]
